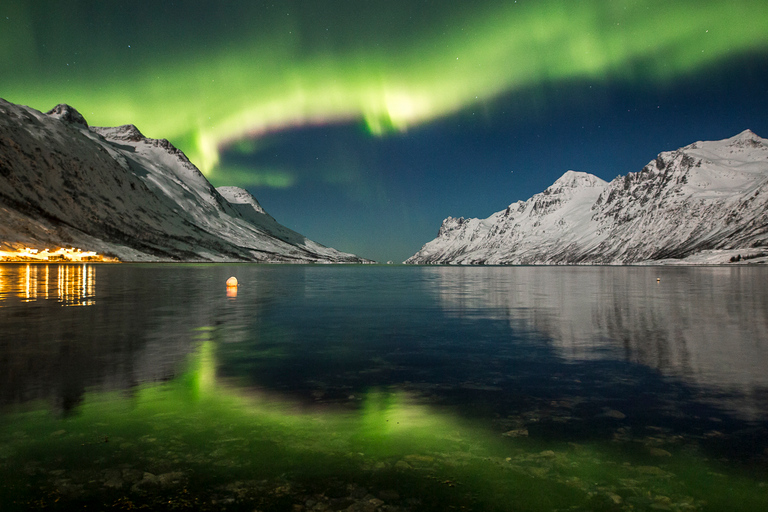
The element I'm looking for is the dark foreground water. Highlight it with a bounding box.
[1,263,767,511]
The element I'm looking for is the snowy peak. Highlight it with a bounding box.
[92,124,198,171]
[683,129,767,156]
[46,104,88,128]
[550,170,607,190]
[727,129,764,147]
[93,124,145,142]
[407,130,768,265]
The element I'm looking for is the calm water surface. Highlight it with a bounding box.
[1,264,767,511]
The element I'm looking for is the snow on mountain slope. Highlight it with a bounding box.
[214,185,343,257]
[0,99,366,262]
[407,130,768,265]
[217,186,268,215]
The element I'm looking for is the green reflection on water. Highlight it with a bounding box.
[1,338,766,511]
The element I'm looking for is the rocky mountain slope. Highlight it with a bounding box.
[0,99,365,262]
[407,130,768,264]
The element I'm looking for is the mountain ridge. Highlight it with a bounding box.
[406,130,768,265]
[0,99,367,263]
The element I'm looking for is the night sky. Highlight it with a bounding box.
[2,1,768,262]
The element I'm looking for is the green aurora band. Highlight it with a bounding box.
[2,0,767,184]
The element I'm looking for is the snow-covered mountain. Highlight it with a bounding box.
[0,99,366,262]
[407,130,768,265]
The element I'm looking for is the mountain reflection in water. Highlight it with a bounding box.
[427,266,768,419]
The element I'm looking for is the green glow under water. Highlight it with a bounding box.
[2,0,767,183]
[1,339,767,510]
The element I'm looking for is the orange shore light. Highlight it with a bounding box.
[0,247,116,262]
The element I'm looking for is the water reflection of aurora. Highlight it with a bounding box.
[2,337,767,511]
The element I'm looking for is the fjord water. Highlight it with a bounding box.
[1,264,767,511]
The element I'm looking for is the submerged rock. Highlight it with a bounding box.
[601,409,627,420]
[102,469,124,489]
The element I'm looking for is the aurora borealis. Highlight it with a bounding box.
[2,1,768,262]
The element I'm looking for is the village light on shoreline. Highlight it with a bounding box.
[0,247,118,263]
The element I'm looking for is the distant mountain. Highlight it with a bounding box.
[0,99,367,262]
[407,130,768,265]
